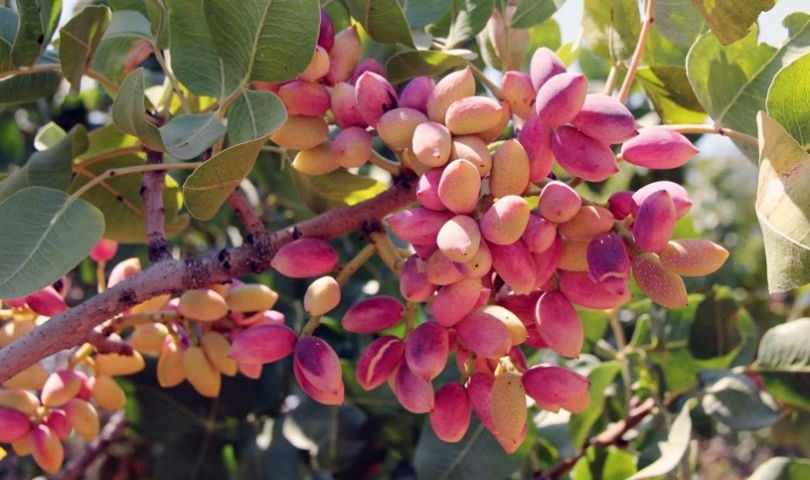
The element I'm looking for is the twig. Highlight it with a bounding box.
[609,309,633,411]
[661,124,759,148]
[469,63,503,100]
[535,397,657,479]
[0,173,418,383]
[83,331,134,356]
[55,410,128,480]
[142,148,173,263]
[227,187,265,234]
[617,0,656,103]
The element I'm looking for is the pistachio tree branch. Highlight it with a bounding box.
[143,148,173,263]
[0,173,418,383]
[227,187,265,234]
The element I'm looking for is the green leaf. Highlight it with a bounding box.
[290,168,387,215]
[69,153,187,243]
[756,318,810,373]
[0,186,104,298]
[573,446,637,480]
[582,0,641,60]
[686,13,810,163]
[749,457,810,480]
[0,125,88,203]
[699,370,780,431]
[627,399,694,480]
[28,125,88,191]
[182,137,266,220]
[160,114,225,160]
[755,112,810,292]
[11,0,61,67]
[688,287,743,360]
[653,0,704,45]
[568,361,621,447]
[521,17,562,71]
[112,68,164,151]
[345,0,414,47]
[34,122,66,150]
[690,0,775,46]
[0,7,16,71]
[397,0,452,29]
[92,11,154,86]
[386,50,470,84]
[0,70,61,104]
[58,5,111,93]
[168,0,320,97]
[110,0,168,48]
[767,52,810,150]
[445,0,495,49]
[225,90,286,147]
[754,317,810,410]
[509,0,564,29]
[414,420,520,480]
[635,66,708,124]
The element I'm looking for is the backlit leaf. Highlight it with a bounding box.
[290,168,387,215]
[345,0,414,47]
[767,52,810,150]
[509,0,564,29]
[755,112,810,292]
[627,399,694,479]
[690,0,775,46]
[58,5,111,93]
[112,68,164,151]
[582,0,641,60]
[386,50,469,84]
[182,137,266,220]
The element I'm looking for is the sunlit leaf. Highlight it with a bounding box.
[749,457,810,480]
[386,50,469,84]
[582,0,641,60]
[182,137,266,220]
[653,0,703,45]
[0,187,104,298]
[509,0,564,29]
[112,68,164,151]
[168,0,319,97]
[225,90,286,146]
[627,399,694,479]
[690,0,775,46]
[445,0,495,49]
[636,66,708,124]
[755,112,810,292]
[70,153,187,243]
[34,122,67,150]
[573,446,637,480]
[290,168,387,215]
[345,0,414,47]
[160,114,225,160]
[767,52,810,151]
[11,0,61,67]
[686,13,810,162]
[58,5,111,93]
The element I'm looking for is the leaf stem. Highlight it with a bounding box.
[368,231,404,275]
[153,48,191,114]
[617,0,656,103]
[609,309,633,410]
[70,162,203,201]
[469,63,503,100]
[662,124,759,147]
[85,69,120,94]
[369,150,402,175]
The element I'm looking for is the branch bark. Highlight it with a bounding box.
[142,148,172,263]
[0,174,417,383]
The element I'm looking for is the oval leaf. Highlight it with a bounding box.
[290,168,387,215]
[345,0,414,47]
[756,112,810,292]
[58,5,111,93]
[386,50,469,84]
[509,0,564,29]
[398,0,452,29]
[627,399,694,480]
[686,13,810,162]
[182,136,266,220]
[414,420,520,480]
[0,70,62,104]
[699,370,780,431]
[112,68,164,151]
[11,0,61,67]
[226,90,286,147]
[749,457,810,480]
[160,113,225,160]
[691,0,775,46]
[767,52,810,150]
[445,0,494,49]
[582,0,641,60]
[652,0,704,45]
[0,186,104,298]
